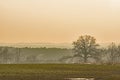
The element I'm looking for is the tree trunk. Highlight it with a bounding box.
[83,55,87,63]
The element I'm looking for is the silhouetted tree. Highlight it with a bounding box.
[73,35,99,63]
[16,48,20,63]
[107,43,119,64]
[117,44,120,63]
[0,47,8,63]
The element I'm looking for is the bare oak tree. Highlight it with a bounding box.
[73,35,99,63]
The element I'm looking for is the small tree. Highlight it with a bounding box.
[107,43,119,64]
[117,44,120,63]
[72,35,99,63]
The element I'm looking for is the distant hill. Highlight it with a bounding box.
[0,42,118,48]
[0,43,73,49]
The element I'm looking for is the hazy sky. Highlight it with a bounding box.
[0,0,120,43]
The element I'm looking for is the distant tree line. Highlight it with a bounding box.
[0,47,72,64]
[0,35,120,64]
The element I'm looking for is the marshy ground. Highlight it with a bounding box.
[0,64,119,80]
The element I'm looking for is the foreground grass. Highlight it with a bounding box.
[0,64,120,80]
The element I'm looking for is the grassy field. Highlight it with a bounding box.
[0,64,120,80]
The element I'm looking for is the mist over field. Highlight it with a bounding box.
[0,40,120,64]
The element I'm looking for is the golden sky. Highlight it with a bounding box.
[0,0,120,43]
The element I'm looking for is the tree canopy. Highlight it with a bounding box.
[73,35,99,63]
